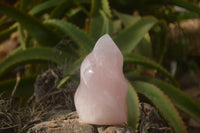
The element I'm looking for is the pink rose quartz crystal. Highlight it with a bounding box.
[74,34,128,125]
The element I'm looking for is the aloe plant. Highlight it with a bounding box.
[0,0,200,133]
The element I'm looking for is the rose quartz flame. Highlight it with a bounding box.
[74,34,128,125]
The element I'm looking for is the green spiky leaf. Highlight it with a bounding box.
[0,3,60,46]
[124,53,178,86]
[114,11,140,27]
[0,48,70,78]
[57,57,84,88]
[114,17,157,53]
[29,0,63,15]
[169,0,200,15]
[128,76,200,123]
[50,0,73,18]
[45,19,94,55]
[0,23,17,40]
[89,0,111,40]
[126,82,140,130]
[90,0,111,17]
[0,76,36,99]
[132,81,187,133]
[66,57,84,75]
[89,10,111,40]
[0,2,78,56]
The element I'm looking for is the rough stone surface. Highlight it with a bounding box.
[75,34,128,125]
[97,126,135,133]
[27,112,97,133]
[28,112,135,133]
[28,103,172,133]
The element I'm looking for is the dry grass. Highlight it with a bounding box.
[0,94,46,133]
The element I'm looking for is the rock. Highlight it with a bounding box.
[27,102,172,133]
[97,126,135,133]
[75,34,128,125]
[28,112,96,133]
[28,112,134,133]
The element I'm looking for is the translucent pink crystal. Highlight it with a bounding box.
[74,34,128,125]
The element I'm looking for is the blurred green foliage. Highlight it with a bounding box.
[0,0,200,132]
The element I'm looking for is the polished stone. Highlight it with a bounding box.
[75,34,128,125]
